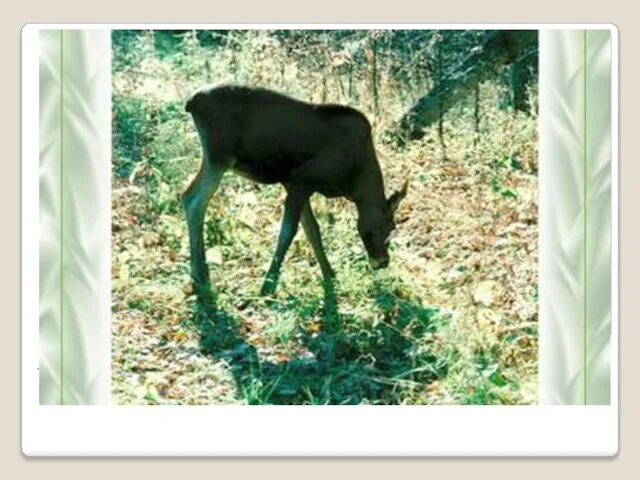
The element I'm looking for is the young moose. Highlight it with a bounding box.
[182,84,408,304]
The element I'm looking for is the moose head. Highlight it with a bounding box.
[357,179,409,270]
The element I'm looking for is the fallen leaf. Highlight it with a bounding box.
[473,281,496,306]
[428,381,444,394]
[476,308,500,331]
[206,247,223,265]
[308,322,322,333]
[239,191,258,205]
[276,354,290,363]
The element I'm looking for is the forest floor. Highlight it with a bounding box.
[111,114,539,405]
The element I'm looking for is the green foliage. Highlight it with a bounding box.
[490,154,522,199]
[112,97,151,178]
[111,29,539,406]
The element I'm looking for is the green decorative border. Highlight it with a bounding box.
[37,27,615,405]
[60,29,65,405]
[539,29,613,405]
[38,29,112,405]
[582,30,588,404]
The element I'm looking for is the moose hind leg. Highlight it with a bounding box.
[182,160,226,304]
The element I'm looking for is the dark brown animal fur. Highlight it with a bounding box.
[182,84,408,302]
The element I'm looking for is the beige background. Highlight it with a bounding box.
[4,0,636,476]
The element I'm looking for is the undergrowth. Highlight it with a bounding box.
[111,30,539,405]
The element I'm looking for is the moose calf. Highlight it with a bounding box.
[183,84,408,304]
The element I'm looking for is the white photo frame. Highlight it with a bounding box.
[22,23,618,456]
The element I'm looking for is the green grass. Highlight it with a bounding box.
[110,31,539,406]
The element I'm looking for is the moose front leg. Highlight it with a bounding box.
[260,188,308,296]
[301,201,339,321]
[301,201,335,281]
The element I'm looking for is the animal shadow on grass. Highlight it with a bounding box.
[193,280,449,405]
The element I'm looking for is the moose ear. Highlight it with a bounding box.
[387,179,409,215]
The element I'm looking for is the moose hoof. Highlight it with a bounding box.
[196,291,216,311]
[260,278,277,297]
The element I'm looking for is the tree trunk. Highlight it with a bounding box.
[510,46,538,113]
[370,36,380,116]
[474,80,480,147]
[437,39,447,160]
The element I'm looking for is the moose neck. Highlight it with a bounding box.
[351,161,388,214]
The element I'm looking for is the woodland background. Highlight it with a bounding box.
[111,29,539,405]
